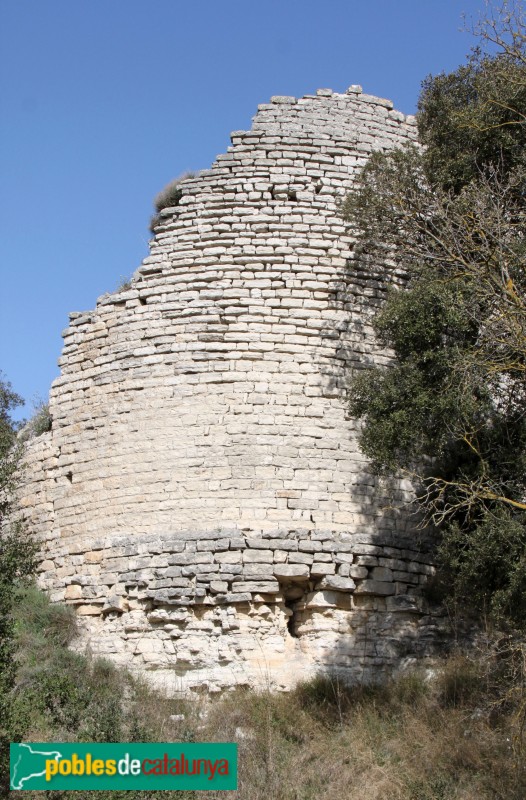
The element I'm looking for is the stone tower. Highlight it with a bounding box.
[19,87,438,693]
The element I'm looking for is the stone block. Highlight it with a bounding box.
[386,595,421,613]
[85,551,103,563]
[288,552,313,565]
[355,555,378,567]
[64,584,83,600]
[214,551,241,564]
[243,549,273,563]
[225,592,252,604]
[242,563,274,578]
[354,580,395,596]
[305,590,340,608]
[310,563,335,576]
[273,564,309,580]
[102,595,128,614]
[370,567,393,582]
[349,565,368,580]
[298,540,322,552]
[320,575,356,592]
[210,581,229,594]
[76,604,103,616]
[233,581,280,594]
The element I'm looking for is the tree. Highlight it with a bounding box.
[0,373,36,791]
[342,2,526,628]
[0,374,23,509]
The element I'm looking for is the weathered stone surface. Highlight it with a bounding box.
[64,585,82,600]
[102,595,128,614]
[370,567,394,582]
[85,551,103,564]
[320,575,356,592]
[273,564,310,580]
[311,563,336,576]
[305,590,342,608]
[354,580,396,596]
[386,595,422,613]
[76,604,103,616]
[17,87,442,693]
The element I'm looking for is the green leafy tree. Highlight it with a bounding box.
[0,374,23,507]
[342,2,526,628]
[0,373,36,792]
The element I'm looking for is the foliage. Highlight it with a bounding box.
[0,372,23,510]
[29,402,52,436]
[150,171,197,232]
[0,373,22,453]
[11,587,127,743]
[116,275,132,292]
[3,585,525,799]
[439,509,526,628]
[8,586,197,799]
[10,586,184,745]
[18,401,52,442]
[417,1,526,193]
[0,374,37,794]
[9,605,526,799]
[342,3,526,629]
[154,171,197,212]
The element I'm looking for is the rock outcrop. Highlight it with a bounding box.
[19,86,441,693]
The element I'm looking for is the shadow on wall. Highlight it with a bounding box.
[306,249,449,682]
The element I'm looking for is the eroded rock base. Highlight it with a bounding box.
[39,527,443,693]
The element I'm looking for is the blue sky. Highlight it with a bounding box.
[1,0,488,420]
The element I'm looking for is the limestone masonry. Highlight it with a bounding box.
[19,86,442,694]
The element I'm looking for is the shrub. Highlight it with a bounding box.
[435,655,485,708]
[153,172,197,213]
[14,583,77,655]
[149,213,162,232]
[29,402,51,436]
[18,401,52,442]
[11,587,130,743]
[10,587,194,742]
[149,171,198,233]
[116,275,132,292]
[7,618,526,799]
[438,510,526,631]
[0,375,37,794]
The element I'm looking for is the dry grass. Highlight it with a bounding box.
[11,667,526,799]
[149,171,199,232]
[8,588,526,799]
[191,661,526,800]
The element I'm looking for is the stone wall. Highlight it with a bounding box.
[19,86,442,693]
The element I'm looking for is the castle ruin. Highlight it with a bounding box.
[19,87,440,693]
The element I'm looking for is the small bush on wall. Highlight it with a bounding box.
[149,172,198,232]
[19,401,52,441]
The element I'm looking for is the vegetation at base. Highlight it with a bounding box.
[4,585,526,799]
[342,2,526,630]
[7,586,197,798]
[4,5,526,797]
